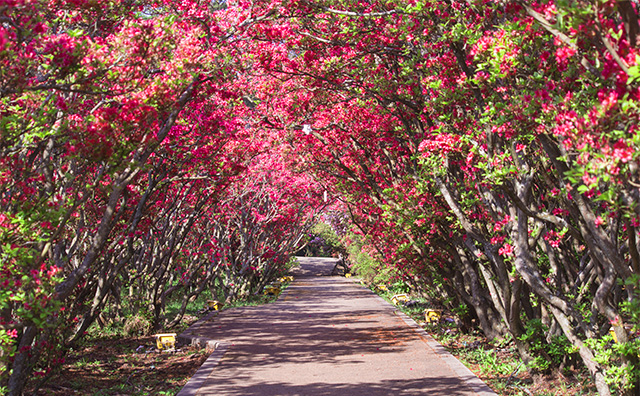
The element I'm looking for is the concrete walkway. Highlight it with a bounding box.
[177,257,497,396]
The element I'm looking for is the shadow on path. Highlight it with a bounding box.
[290,256,337,278]
[178,257,496,396]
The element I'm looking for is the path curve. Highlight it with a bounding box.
[177,257,497,396]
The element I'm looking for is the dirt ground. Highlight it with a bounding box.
[29,335,209,396]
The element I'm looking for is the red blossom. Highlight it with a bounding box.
[498,243,513,257]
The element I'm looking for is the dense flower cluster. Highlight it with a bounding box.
[0,1,324,394]
[239,1,640,394]
[3,0,640,394]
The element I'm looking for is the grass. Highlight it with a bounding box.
[164,288,216,323]
[463,347,523,377]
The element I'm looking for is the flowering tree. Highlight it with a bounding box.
[5,0,640,394]
[238,0,640,394]
[206,150,325,301]
[0,0,287,393]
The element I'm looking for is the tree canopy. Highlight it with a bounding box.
[3,0,640,394]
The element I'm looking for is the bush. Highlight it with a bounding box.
[345,233,400,286]
[123,314,152,337]
[519,319,575,373]
[300,222,345,257]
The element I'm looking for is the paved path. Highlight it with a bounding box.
[177,257,497,396]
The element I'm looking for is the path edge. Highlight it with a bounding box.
[175,341,229,396]
[395,309,498,396]
[175,309,228,396]
[175,282,297,396]
[362,283,498,396]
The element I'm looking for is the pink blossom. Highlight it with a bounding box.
[46,266,61,277]
[55,95,68,111]
[613,139,633,163]
[555,46,576,70]
[552,208,568,216]
[418,133,461,157]
[499,243,513,257]
[582,173,597,186]
[493,215,511,231]
[544,230,563,248]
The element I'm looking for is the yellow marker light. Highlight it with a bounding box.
[155,333,176,350]
[391,294,409,305]
[263,285,281,296]
[425,309,442,323]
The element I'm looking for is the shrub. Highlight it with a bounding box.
[519,319,575,373]
[123,314,151,337]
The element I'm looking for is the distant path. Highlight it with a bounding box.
[177,257,497,396]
